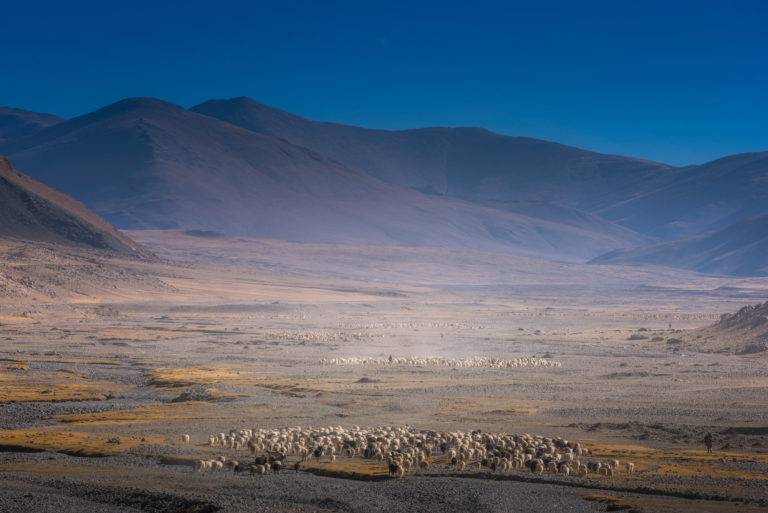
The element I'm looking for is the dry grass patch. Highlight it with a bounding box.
[47,401,277,426]
[146,365,261,388]
[0,427,163,456]
[730,400,767,407]
[147,365,352,396]
[590,442,768,481]
[301,456,389,480]
[45,402,292,432]
[1,364,30,371]
[434,399,538,421]
[0,374,131,403]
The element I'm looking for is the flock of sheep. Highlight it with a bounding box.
[318,356,562,369]
[185,425,632,480]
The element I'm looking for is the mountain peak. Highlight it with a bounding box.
[92,97,185,117]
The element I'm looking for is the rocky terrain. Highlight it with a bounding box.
[679,300,768,354]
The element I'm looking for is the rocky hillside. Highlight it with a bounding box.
[0,153,150,258]
[682,301,768,355]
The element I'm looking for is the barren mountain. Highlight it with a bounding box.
[590,214,768,276]
[193,97,768,239]
[0,153,149,257]
[191,98,674,224]
[0,107,63,143]
[0,98,652,262]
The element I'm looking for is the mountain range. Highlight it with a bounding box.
[0,98,652,262]
[192,98,768,240]
[0,97,765,272]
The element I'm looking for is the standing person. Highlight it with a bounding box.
[703,432,714,453]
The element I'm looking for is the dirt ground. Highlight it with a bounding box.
[1,238,767,512]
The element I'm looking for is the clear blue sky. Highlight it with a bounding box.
[2,0,766,166]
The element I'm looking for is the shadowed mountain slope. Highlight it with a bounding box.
[593,152,768,239]
[192,98,675,226]
[193,97,768,239]
[0,107,63,143]
[0,98,652,262]
[590,214,768,276]
[0,153,150,257]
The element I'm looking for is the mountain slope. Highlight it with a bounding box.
[593,152,768,239]
[0,107,63,143]
[193,97,768,239]
[0,98,651,262]
[0,153,150,257]
[191,98,679,224]
[589,214,768,276]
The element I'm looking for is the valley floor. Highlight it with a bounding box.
[1,240,767,513]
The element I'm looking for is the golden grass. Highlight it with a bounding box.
[47,401,259,426]
[434,399,538,420]
[302,456,389,478]
[1,364,30,371]
[0,374,132,403]
[730,400,767,407]
[0,428,163,456]
[146,365,257,388]
[44,402,295,435]
[589,442,768,481]
[147,365,353,396]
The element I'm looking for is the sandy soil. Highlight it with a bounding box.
[1,239,767,512]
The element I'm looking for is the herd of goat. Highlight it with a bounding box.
[186,425,632,479]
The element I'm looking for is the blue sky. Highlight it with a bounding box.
[2,0,766,165]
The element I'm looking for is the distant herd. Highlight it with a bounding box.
[184,424,632,480]
[318,356,562,369]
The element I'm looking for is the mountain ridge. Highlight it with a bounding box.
[192,97,768,239]
[0,107,63,143]
[0,97,653,262]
